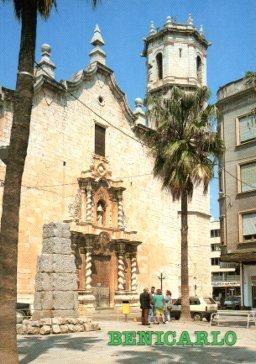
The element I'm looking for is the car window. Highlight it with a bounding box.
[175,299,181,305]
[204,298,215,304]
[190,298,200,305]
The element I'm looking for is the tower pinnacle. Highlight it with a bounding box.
[36,43,55,79]
[89,25,106,65]
[149,21,157,36]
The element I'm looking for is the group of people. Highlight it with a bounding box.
[139,286,173,325]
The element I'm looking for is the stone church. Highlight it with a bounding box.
[0,15,212,313]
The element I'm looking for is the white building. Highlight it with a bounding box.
[218,76,256,309]
[210,220,240,300]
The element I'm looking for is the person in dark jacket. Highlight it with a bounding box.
[139,288,151,325]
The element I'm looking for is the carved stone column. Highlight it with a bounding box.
[85,244,93,291]
[131,253,138,292]
[85,183,93,223]
[80,188,86,222]
[114,241,140,311]
[117,190,125,230]
[78,235,96,314]
[116,243,125,291]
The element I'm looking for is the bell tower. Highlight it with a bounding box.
[142,14,211,95]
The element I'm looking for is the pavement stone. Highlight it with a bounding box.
[18,319,256,364]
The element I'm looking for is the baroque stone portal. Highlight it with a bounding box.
[67,155,141,313]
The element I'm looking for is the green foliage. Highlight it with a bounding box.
[2,0,100,19]
[142,86,225,201]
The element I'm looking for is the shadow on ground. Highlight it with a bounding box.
[115,345,256,364]
[18,334,102,364]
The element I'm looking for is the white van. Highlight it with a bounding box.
[170,296,218,321]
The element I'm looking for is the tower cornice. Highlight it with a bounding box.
[142,25,211,57]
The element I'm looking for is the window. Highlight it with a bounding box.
[190,298,200,305]
[212,272,222,277]
[242,212,256,242]
[156,53,163,80]
[210,229,220,238]
[95,124,105,156]
[204,298,216,304]
[196,56,203,84]
[211,258,220,266]
[240,161,256,192]
[211,243,221,252]
[238,114,256,143]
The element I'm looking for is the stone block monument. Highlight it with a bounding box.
[33,222,79,320]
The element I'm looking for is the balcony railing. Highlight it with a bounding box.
[211,275,240,283]
[219,261,238,269]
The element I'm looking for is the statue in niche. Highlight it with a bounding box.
[96,200,105,226]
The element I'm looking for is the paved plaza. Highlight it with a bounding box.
[18,319,256,364]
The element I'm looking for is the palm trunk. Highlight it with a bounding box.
[0,2,37,363]
[180,189,191,321]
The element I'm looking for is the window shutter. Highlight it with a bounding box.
[243,213,256,236]
[239,115,256,143]
[95,124,105,156]
[241,162,256,192]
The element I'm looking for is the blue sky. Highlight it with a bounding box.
[1,0,256,219]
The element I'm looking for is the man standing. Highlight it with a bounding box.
[149,286,155,323]
[139,288,151,325]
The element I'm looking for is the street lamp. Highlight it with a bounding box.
[157,271,167,291]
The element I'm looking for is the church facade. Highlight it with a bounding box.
[0,16,212,312]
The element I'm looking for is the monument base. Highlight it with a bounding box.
[114,291,139,312]
[78,291,96,315]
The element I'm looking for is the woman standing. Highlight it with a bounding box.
[153,289,165,324]
[164,290,172,322]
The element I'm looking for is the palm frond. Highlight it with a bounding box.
[3,0,100,20]
[143,85,224,201]
[91,0,101,8]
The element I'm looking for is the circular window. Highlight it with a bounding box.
[98,96,105,106]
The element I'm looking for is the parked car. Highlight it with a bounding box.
[171,297,218,321]
[223,296,241,310]
[213,297,222,309]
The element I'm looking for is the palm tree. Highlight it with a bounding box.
[140,86,224,321]
[0,1,100,363]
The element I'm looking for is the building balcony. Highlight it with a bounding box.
[212,275,240,282]
[219,261,238,269]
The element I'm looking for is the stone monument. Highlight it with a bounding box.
[33,222,79,320]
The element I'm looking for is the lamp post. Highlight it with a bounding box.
[157,272,166,291]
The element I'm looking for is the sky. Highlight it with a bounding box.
[0,0,256,219]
